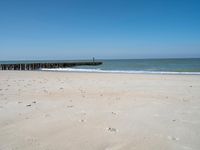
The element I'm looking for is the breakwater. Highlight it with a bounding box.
[0,61,102,70]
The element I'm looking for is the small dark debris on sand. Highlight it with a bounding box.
[67,105,74,108]
[111,112,117,115]
[80,119,85,122]
[32,101,36,104]
[107,127,117,132]
[26,104,31,107]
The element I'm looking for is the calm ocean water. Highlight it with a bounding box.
[1,58,200,74]
[70,58,200,73]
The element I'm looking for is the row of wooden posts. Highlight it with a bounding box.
[0,62,103,70]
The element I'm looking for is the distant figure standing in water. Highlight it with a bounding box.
[93,57,95,62]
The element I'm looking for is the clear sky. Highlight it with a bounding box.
[0,0,200,60]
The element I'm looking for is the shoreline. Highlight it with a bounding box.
[32,69,200,75]
[2,69,200,76]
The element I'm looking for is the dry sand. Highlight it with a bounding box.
[0,71,200,150]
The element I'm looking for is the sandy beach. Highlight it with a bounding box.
[0,71,200,150]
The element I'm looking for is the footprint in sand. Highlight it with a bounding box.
[79,119,86,123]
[111,112,117,115]
[45,114,50,118]
[167,136,179,141]
[82,112,86,116]
[67,105,74,108]
[116,97,120,100]
[43,89,48,93]
[26,137,40,146]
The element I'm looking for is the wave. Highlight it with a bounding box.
[40,68,200,75]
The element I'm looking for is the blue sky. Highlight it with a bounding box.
[0,0,200,60]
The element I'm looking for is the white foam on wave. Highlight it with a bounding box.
[40,68,200,75]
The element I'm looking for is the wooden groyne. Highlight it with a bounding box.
[0,61,102,70]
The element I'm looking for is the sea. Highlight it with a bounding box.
[1,58,200,75]
[43,58,200,75]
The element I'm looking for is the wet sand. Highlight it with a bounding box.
[0,71,200,150]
